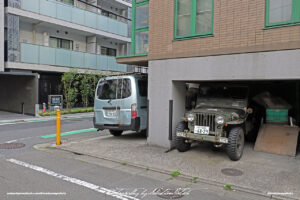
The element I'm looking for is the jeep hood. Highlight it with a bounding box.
[196,98,247,111]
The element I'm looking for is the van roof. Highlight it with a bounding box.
[102,72,147,79]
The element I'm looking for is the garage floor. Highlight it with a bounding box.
[0,110,33,121]
[57,132,300,200]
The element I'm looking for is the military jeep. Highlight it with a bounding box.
[175,85,253,161]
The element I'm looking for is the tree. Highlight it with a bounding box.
[79,72,93,108]
[61,69,80,109]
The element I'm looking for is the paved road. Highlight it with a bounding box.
[0,117,269,200]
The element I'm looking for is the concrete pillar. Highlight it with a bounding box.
[43,32,50,46]
[0,0,4,72]
[87,36,97,54]
[147,62,172,148]
[118,44,127,57]
[32,24,37,44]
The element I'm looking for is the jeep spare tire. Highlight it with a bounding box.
[226,127,245,161]
[175,121,191,152]
[109,130,123,136]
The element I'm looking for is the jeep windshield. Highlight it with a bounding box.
[195,86,248,109]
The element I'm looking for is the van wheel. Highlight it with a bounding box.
[175,121,191,152]
[226,127,245,161]
[109,130,123,136]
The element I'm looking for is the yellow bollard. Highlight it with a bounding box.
[56,109,61,145]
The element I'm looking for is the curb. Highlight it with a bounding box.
[34,142,299,200]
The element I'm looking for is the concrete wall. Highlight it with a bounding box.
[0,0,4,72]
[148,49,300,148]
[0,74,39,115]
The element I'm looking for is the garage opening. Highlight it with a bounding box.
[171,80,300,159]
[0,73,38,117]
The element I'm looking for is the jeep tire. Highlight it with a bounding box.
[226,127,245,161]
[175,121,191,152]
[109,130,123,137]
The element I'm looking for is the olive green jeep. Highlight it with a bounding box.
[175,85,254,161]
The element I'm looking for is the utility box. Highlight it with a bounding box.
[48,95,63,111]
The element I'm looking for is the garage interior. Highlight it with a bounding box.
[0,72,38,115]
[172,80,300,157]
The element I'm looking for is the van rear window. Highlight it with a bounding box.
[97,79,131,100]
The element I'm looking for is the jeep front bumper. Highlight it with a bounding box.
[176,131,229,144]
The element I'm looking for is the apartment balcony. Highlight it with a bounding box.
[17,43,127,72]
[8,0,128,38]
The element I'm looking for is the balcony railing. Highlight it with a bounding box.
[17,0,128,37]
[20,43,127,72]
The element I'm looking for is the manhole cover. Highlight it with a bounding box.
[221,168,243,176]
[155,188,187,199]
[0,143,25,149]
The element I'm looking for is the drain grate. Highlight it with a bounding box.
[155,188,186,199]
[221,168,243,176]
[0,143,25,149]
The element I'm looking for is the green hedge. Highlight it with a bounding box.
[39,107,94,116]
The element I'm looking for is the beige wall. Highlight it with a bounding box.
[19,22,87,52]
[148,0,300,61]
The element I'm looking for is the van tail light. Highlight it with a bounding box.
[131,104,137,118]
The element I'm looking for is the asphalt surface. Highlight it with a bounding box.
[0,116,271,200]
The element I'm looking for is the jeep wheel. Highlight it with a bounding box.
[175,121,191,152]
[109,130,123,137]
[226,127,245,161]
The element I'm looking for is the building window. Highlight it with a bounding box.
[132,0,149,55]
[49,37,73,50]
[57,0,73,5]
[266,0,300,27]
[135,31,148,54]
[101,47,117,57]
[175,0,214,39]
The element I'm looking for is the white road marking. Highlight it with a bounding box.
[5,140,17,143]
[4,137,33,144]
[7,159,139,200]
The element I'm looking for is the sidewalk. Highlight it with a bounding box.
[51,132,300,200]
[0,111,93,124]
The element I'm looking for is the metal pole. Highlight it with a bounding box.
[56,109,61,145]
[21,102,24,115]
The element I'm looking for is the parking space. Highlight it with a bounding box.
[176,80,300,157]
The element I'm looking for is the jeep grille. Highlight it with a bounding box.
[195,114,216,132]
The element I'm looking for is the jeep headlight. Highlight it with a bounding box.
[187,113,195,122]
[215,116,224,124]
[231,112,239,120]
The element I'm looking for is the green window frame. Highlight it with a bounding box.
[131,0,149,56]
[265,0,300,28]
[174,0,214,40]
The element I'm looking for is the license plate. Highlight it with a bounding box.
[176,132,186,137]
[106,110,117,117]
[194,126,210,135]
[219,138,228,143]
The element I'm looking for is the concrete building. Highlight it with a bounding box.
[0,0,137,114]
[117,0,300,148]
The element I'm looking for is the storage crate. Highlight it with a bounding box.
[266,109,288,123]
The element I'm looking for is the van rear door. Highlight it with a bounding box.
[95,77,133,126]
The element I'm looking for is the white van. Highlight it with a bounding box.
[94,74,148,136]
